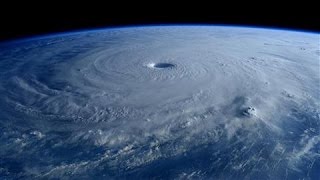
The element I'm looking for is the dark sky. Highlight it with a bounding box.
[0,4,319,42]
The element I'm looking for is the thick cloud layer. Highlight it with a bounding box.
[0,26,319,179]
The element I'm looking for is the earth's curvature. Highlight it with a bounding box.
[0,26,319,179]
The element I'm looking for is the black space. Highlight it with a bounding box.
[0,4,319,42]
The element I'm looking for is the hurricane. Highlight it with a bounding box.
[0,26,319,179]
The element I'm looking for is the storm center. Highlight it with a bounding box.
[148,63,175,69]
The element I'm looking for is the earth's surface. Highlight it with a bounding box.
[0,26,319,179]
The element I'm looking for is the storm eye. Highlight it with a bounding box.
[148,63,175,69]
[153,63,175,68]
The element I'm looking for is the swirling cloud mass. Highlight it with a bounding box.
[0,26,319,179]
